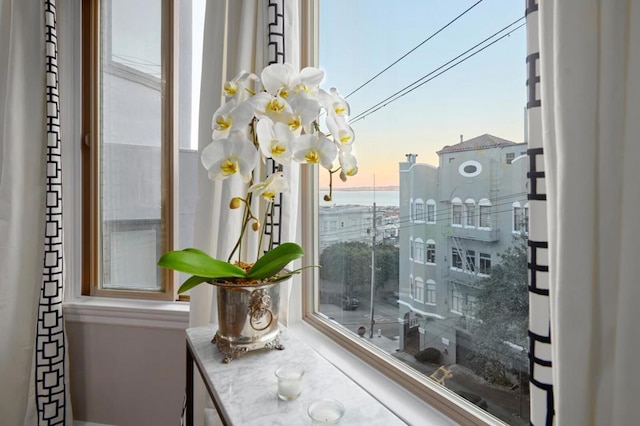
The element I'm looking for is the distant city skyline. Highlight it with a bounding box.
[319,0,526,188]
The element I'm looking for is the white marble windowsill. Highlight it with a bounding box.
[187,326,407,426]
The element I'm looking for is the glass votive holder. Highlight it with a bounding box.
[307,399,345,425]
[274,364,305,401]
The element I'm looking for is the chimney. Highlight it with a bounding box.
[460,134,463,143]
[405,153,418,165]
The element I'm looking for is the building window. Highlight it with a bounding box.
[426,280,436,305]
[451,197,463,227]
[415,279,424,303]
[409,199,414,221]
[513,201,528,233]
[414,199,425,222]
[410,275,415,300]
[478,198,492,229]
[409,237,414,260]
[426,240,436,264]
[414,239,424,263]
[479,252,492,275]
[466,250,476,273]
[506,152,515,164]
[451,290,463,314]
[452,247,463,270]
[426,199,436,223]
[83,0,183,300]
[464,199,476,228]
[467,295,478,317]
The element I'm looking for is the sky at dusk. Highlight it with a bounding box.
[318,0,526,189]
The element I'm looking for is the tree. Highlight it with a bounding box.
[319,241,399,296]
[471,235,528,383]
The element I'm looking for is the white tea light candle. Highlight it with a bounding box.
[274,364,305,401]
[308,399,345,425]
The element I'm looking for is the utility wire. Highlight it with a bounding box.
[344,0,485,99]
[348,17,526,125]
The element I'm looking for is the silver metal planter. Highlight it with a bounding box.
[211,280,286,363]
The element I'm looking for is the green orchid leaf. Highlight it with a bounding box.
[177,275,210,294]
[247,242,305,280]
[158,249,246,279]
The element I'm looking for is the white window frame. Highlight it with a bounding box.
[465,250,476,274]
[478,198,492,230]
[426,279,436,305]
[451,247,463,271]
[414,198,425,223]
[414,238,424,263]
[426,239,436,264]
[426,199,436,224]
[464,199,476,228]
[479,252,492,276]
[451,197,463,227]
[451,290,464,315]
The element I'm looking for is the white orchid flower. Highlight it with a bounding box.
[260,63,298,98]
[223,71,258,102]
[287,96,321,133]
[326,113,355,148]
[293,67,325,98]
[248,172,289,202]
[249,92,293,124]
[201,130,258,182]
[338,150,358,180]
[318,87,350,118]
[292,132,338,170]
[211,100,254,139]
[256,118,294,164]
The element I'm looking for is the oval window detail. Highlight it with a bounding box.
[459,160,482,177]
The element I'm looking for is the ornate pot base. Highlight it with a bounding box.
[212,330,285,363]
[211,280,286,363]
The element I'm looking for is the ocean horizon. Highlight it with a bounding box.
[319,189,399,207]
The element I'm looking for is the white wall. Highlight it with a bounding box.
[65,321,186,426]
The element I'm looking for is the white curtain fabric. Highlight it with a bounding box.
[538,1,640,425]
[190,1,301,424]
[0,0,71,425]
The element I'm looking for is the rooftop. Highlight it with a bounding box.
[437,133,522,154]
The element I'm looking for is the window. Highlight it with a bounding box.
[464,199,476,228]
[315,1,528,424]
[478,198,492,229]
[467,295,478,317]
[83,0,192,300]
[414,199,425,222]
[415,278,424,303]
[506,152,515,164]
[451,290,464,314]
[479,252,492,275]
[426,280,436,305]
[451,197,462,227]
[426,240,436,264]
[426,199,436,223]
[513,201,530,234]
[414,239,424,263]
[466,250,476,273]
[451,247,463,270]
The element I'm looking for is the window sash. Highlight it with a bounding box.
[82,0,176,300]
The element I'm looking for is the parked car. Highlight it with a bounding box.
[342,296,360,310]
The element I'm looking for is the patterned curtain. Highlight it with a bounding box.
[526,1,554,425]
[35,1,70,424]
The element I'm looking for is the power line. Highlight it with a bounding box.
[344,0,485,99]
[348,18,526,125]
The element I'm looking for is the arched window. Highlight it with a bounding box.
[414,238,424,263]
[409,198,414,221]
[426,239,436,264]
[478,198,492,229]
[451,197,463,227]
[415,277,424,303]
[426,199,436,223]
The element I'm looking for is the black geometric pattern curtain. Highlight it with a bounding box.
[36,0,68,424]
[526,1,554,424]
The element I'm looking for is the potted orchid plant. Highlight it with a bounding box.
[157,63,358,293]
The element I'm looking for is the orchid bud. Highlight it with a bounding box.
[252,222,261,232]
[323,195,332,201]
[229,197,242,209]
